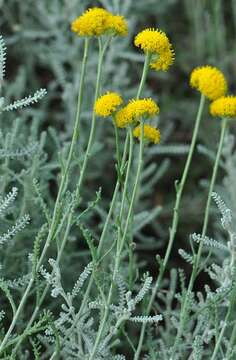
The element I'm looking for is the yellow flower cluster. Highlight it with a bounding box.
[71,7,128,37]
[134,28,170,53]
[133,124,161,144]
[115,107,132,128]
[210,96,236,117]
[115,98,159,128]
[94,92,123,117]
[126,98,159,119]
[190,66,227,100]
[134,28,175,72]
[109,15,128,36]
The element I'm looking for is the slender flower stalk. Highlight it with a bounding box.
[77,128,135,360]
[171,117,229,356]
[118,121,145,255]
[117,53,152,238]
[63,38,90,190]
[10,37,111,355]
[87,52,151,360]
[88,120,145,360]
[0,38,90,355]
[210,253,236,360]
[225,313,236,358]
[49,135,130,357]
[210,308,231,360]
[196,117,228,262]
[118,127,134,227]
[75,134,129,317]
[136,52,151,99]
[134,93,206,359]
[113,117,122,174]
[74,52,151,328]
[17,41,127,357]
[76,38,110,194]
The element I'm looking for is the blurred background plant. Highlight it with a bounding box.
[0,0,236,358]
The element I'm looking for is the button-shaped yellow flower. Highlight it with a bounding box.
[133,124,161,144]
[134,28,171,54]
[134,28,175,72]
[71,7,128,37]
[150,47,175,72]
[190,66,227,100]
[94,92,123,117]
[115,98,159,128]
[127,98,159,119]
[210,96,236,118]
[107,15,128,36]
[115,107,132,128]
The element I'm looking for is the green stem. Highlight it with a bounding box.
[20,44,126,356]
[113,117,122,173]
[136,52,151,99]
[87,128,134,360]
[198,116,228,250]
[119,121,145,255]
[211,312,230,360]
[52,51,150,359]
[62,38,90,193]
[226,319,236,358]
[89,120,145,360]
[119,127,134,226]
[212,263,236,360]
[117,51,150,247]
[0,38,90,355]
[47,135,130,357]
[171,117,228,357]
[73,55,151,343]
[75,133,129,319]
[75,38,109,195]
[78,52,150,326]
[134,94,206,360]
[11,38,111,357]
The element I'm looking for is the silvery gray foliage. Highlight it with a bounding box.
[178,248,194,264]
[164,193,236,358]
[0,186,17,215]
[0,31,46,114]
[71,261,93,298]
[0,187,30,245]
[191,232,228,251]
[0,141,39,159]
[0,213,30,245]
[42,262,161,359]
[0,35,6,85]
[212,192,232,232]
[2,88,47,112]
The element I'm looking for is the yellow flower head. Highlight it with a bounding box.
[108,15,128,36]
[133,124,161,144]
[150,47,175,71]
[210,96,236,118]
[71,8,110,36]
[127,98,159,119]
[71,8,128,37]
[134,28,171,54]
[115,98,159,128]
[94,92,123,117]
[115,107,132,128]
[190,66,227,100]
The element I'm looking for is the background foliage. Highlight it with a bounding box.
[1,0,236,358]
